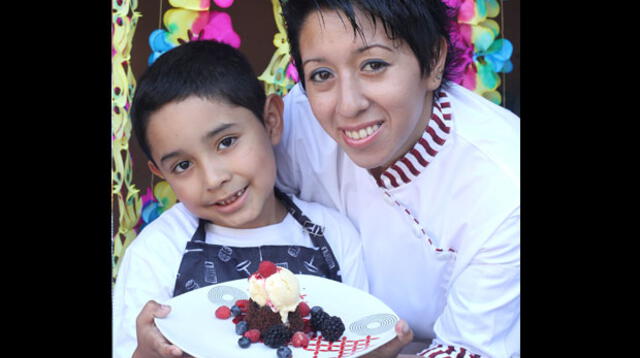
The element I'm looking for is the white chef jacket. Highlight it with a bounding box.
[275,82,520,357]
[112,197,369,358]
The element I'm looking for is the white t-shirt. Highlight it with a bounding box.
[112,196,369,358]
[275,82,520,357]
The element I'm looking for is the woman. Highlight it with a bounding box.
[275,0,520,357]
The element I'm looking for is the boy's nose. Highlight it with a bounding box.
[336,76,369,119]
[202,163,231,190]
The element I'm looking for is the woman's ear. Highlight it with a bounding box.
[428,37,449,90]
[147,160,165,179]
[263,93,285,145]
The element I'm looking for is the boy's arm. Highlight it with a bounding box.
[113,224,185,358]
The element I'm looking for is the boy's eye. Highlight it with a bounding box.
[173,161,190,173]
[309,68,333,83]
[362,60,389,72]
[218,136,237,150]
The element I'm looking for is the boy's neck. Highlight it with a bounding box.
[265,190,289,226]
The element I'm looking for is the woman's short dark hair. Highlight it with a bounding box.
[130,40,266,163]
[281,0,461,89]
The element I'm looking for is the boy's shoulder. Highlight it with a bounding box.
[126,202,197,253]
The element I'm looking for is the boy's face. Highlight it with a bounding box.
[146,95,284,229]
[298,8,445,171]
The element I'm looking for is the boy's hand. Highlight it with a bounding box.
[360,319,414,358]
[132,300,190,358]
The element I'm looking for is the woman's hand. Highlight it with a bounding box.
[360,319,414,358]
[132,300,190,358]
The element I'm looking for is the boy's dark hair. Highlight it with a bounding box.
[130,40,267,163]
[281,0,461,89]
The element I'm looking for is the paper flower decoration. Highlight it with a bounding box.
[148,3,240,65]
[258,0,298,96]
[135,181,178,233]
[444,0,513,104]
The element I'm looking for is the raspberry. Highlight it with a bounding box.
[297,301,311,317]
[243,329,261,343]
[291,331,309,348]
[232,314,245,324]
[320,316,345,342]
[258,260,278,278]
[263,324,293,348]
[235,299,250,313]
[215,305,231,319]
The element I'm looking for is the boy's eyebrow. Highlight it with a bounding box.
[159,151,182,165]
[302,43,393,67]
[204,122,236,140]
[159,123,237,165]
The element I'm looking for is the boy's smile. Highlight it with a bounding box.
[146,95,286,229]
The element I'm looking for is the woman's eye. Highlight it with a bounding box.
[362,60,389,72]
[309,69,333,83]
[174,161,190,173]
[218,136,237,150]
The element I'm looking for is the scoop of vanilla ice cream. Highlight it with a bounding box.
[248,266,300,323]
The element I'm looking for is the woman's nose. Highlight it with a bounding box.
[336,75,369,119]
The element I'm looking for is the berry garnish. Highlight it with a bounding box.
[277,346,293,358]
[215,305,231,319]
[238,336,251,348]
[231,305,242,317]
[320,316,345,342]
[258,261,278,278]
[291,331,309,348]
[244,329,261,343]
[235,299,250,313]
[235,321,249,335]
[263,324,293,348]
[297,301,311,317]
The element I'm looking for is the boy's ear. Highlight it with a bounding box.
[263,93,285,145]
[147,160,165,179]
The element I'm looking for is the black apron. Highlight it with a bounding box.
[173,189,342,297]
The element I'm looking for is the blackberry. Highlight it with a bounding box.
[262,324,293,348]
[320,316,345,342]
[276,346,293,358]
[310,309,330,331]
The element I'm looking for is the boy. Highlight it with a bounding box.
[112,40,370,358]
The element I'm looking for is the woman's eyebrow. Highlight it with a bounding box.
[357,43,393,53]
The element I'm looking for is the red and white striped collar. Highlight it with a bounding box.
[373,90,452,189]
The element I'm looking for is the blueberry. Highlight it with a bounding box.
[310,306,323,315]
[235,320,249,335]
[238,336,251,348]
[276,346,292,358]
[231,305,242,317]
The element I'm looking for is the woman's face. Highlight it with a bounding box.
[299,8,443,171]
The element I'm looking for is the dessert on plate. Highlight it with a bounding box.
[215,260,346,356]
